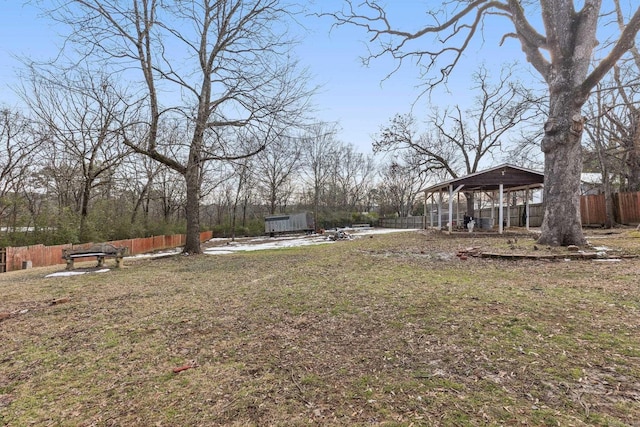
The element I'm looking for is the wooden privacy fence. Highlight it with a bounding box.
[581,192,640,225]
[614,192,640,225]
[378,216,425,229]
[0,231,213,273]
[0,248,6,274]
[581,195,607,226]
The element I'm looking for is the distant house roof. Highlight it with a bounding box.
[422,164,545,194]
[581,173,600,184]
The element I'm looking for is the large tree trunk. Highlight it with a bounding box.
[464,192,475,219]
[79,177,92,241]
[183,155,202,254]
[603,180,615,229]
[538,106,587,246]
[269,189,277,215]
[628,111,640,191]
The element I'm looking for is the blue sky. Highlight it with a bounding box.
[297,1,530,152]
[0,1,529,154]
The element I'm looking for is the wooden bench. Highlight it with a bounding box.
[62,244,128,270]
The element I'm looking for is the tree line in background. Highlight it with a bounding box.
[3,48,639,249]
[0,114,375,247]
[2,1,640,250]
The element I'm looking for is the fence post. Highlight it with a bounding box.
[0,248,5,273]
[618,193,625,224]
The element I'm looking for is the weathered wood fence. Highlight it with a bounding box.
[0,231,213,273]
[378,216,426,229]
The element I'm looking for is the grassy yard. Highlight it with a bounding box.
[1,229,639,426]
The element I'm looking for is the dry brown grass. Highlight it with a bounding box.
[1,229,639,426]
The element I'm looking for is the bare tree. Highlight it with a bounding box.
[583,83,617,228]
[38,0,312,253]
[329,144,376,213]
[376,156,429,218]
[253,134,303,215]
[581,0,640,227]
[582,56,640,227]
[153,167,187,224]
[609,66,640,192]
[119,153,164,226]
[301,122,340,228]
[21,68,132,241]
[607,0,640,192]
[374,66,536,215]
[0,108,41,229]
[35,147,83,214]
[228,133,261,240]
[327,0,640,246]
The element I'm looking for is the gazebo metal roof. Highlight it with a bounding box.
[421,163,544,194]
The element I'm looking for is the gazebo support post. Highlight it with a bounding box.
[506,190,511,228]
[499,184,504,234]
[448,184,454,233]
[526,188,530,230]
[491,191,496,226]
[448,185,465,233]
[423,194,427,229]
[430,196,434,228]
[438,189,443,230]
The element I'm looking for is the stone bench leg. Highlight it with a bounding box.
[65,258,74,270]
[97,256,105,268]
[115,256,123,268]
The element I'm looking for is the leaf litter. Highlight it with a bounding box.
[1,228,639,425]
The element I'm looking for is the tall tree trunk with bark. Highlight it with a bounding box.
[628,111,640,191]
[520,0,640,245]
[79,178,92,241]
[535,0,597,246]
[184,157,202,254]
[539,98,587,246]
[183,119,204,253]
[464,192,475,219]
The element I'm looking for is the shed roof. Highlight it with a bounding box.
[422,163,544,194]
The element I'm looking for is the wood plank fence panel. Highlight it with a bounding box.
[379,217,425,229]
[5,244,71,272]
[581,194,607,225]
[616,192,640,224]
[1,231,214,272]
[0,248,6,273]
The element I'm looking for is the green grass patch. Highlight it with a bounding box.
[1,230,640,425]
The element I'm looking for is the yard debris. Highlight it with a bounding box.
[456,247,481,258]
[172,360,199,373]
[481,251,603,260]
[326,229,352,241]
[0,308,31,322]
